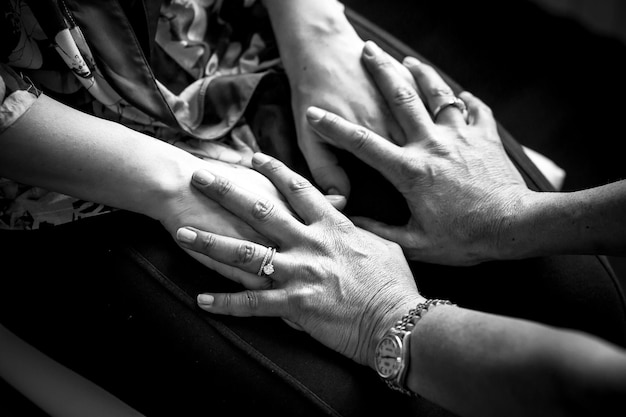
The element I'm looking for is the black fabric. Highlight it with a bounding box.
[1,7,626,417]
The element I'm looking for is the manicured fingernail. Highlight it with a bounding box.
[192,170,215,185]
[363,41,381,58]
[252,152,271,165]
[306,106,326,122]
[197,294,214,306]
[403,56,421,67]
[176,227,197,244]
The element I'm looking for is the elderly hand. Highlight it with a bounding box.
[175,153,422,368]
[161,159,348,289]
[306,41,532,266]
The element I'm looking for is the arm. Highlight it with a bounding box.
[0,94,196,222]
[498,182,626,258]
[174,153,626,417]
[406,305,626,417]
[305,41,626,264]
[0,93,289,286]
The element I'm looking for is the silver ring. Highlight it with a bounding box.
[257,246,276,277]
[431,96,468,122]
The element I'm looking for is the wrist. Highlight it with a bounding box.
[141,147,203,222]
[368,295,426,370]
[374,299,455,396]
[263,0,359,70]
[493,189,552,260]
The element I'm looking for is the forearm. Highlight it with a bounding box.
[261,0,357,74]
[406,306,626,417]
[498,182,626,258]
[0,94,202,221]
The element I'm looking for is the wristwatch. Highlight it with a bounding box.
[374,299,453,396]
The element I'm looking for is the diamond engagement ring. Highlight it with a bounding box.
[258,246,276,277]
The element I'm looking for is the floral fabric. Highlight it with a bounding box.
[0,0,283,229]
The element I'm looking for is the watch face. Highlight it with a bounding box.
[375,334,403,379]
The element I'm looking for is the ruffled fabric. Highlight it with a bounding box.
[0,0,285,230]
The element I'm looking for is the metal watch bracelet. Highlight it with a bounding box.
[384,299,455,396]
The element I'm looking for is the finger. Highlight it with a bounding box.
[325,194,347,211]
[177,227,284,281]
[197,289,287,317]
[251,152,338,224]
[182,249,273,290]
[458,91,496,131]
[300,134,352,197]
[191,169,301,243]
[404,59,467,126]
[351,216,417,248]
[306,107,406,188]
[361,41,432,135]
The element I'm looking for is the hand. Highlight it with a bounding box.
[160,158,348,288]
[287,30,411,197]
[175,153,422,368]
[305,41,531,266]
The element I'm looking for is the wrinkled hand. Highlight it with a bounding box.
[160,159,348,288]
[306,41,531,266]
[288,31,412,197]
[175,153,422,368]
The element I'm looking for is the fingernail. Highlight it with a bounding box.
[403,56,421,67]
[306,106,326,122]
[328,187,340,195]
[363,41,381,58]
[176,227,197,244]
[252,152,271,165]
[192,170,215,185]
[197,294,214,306]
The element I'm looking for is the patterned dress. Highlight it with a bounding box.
[0,0,285,229]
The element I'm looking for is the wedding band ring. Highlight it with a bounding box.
[432,96,468,122]
[258,246,276,277]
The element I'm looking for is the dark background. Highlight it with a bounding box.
[3,1,626,415]
[343,0,626,285]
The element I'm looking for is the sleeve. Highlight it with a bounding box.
[0,63,41,135]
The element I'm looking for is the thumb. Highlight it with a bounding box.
[324,194,348,211]
[311,162,351,200]
[300,132,352,197]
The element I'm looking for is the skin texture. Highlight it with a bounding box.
[263,0,410,197]
[306,41,626,264]
[176,153,421,365]
[178,43,626,417]
[178,152,626,417]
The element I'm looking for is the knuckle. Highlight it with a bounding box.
[200,233,217,252]
[397,153,424,182]
[288,176,314,194]
[213,177,233,196]
[392,86,419,106]
[241,290,259,310]
[429,87,454,99]
[251,199,275,222]
[263,157,284,174]
[349,127,372,152]
[235,242,256,265]
[372,55,394,71]
[323,112,342,129]
[222,293,233,309]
